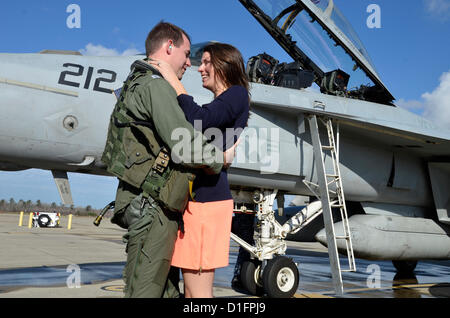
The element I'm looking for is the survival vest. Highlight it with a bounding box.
[101,60,195,216]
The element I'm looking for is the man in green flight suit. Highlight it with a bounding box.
[101,22,233,298]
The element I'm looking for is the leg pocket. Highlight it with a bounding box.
[139,210,178,286]
[124,193,146,228]
[136,241,172,296]
[123,228,149,297]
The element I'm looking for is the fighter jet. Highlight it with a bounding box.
[0,0,449,297]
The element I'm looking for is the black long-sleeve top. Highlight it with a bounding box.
[177,85,249,202]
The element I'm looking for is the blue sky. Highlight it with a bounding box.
[0,0,449,208]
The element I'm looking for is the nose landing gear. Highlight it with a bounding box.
[232,189,316,298]
[240,260,264,296]
[240,256,299,298]
[263,256,299,298]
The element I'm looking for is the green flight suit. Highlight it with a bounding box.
[120,190,180,298]
[103,60,223,298]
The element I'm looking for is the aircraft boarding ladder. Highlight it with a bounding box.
[304,115,356,296]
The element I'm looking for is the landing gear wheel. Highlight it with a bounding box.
[240,260,264,296]
[392,260,418,273]
[37,214,51,227]
[262,256,299,298]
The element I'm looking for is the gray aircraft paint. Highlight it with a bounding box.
[1,0,449,262]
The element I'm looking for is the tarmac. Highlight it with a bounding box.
[0,211,251,298]
[1,212,450,299]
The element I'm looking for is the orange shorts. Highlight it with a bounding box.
[170,199,233,271]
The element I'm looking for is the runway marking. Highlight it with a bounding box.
[321,283,446,296]
[294,292,334,298]
[101,285,124,292]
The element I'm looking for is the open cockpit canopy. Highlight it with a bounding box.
[239,0,395,105]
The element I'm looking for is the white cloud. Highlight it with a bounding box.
[421,71,450,129]
[121,47,142,56]
[79,43,141,56]
[397,70,450,130]
[395,98,425,111]
[424,0,450,21]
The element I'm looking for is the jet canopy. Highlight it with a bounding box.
[189,42,215,66]
[240,0,395,105]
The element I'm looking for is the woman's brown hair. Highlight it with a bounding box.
[203,43,250,95]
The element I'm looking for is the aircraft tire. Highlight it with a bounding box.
[262,256,299,298]
[37,214,51,228]
[240,260,264,296]
[392,260,418,274]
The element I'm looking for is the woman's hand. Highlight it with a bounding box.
[148,59,187,96]
[148,59,176,80]
[223,138,241,169]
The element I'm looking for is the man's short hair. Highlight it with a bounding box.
[145,21,191,57]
